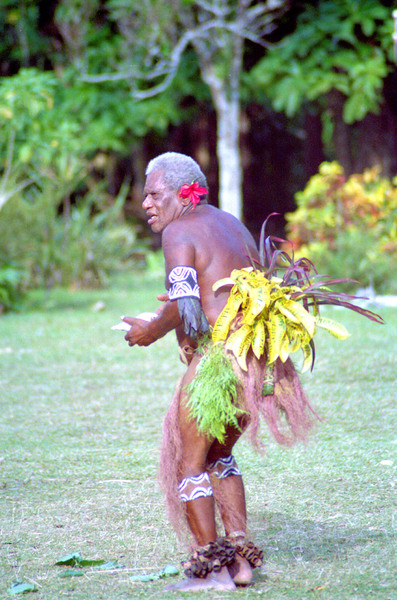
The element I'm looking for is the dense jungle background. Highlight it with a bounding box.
[1,0,397,310]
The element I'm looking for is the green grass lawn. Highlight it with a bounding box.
[0,275,396,599]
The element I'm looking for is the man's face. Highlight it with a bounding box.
[142,170,182,233]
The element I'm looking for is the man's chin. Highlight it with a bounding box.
[150,222,163,233]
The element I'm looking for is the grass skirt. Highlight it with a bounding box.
[159,344,317,538]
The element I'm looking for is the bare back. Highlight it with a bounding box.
[162,205,259,326]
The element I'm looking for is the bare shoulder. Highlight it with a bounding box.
[162,217,191,241]
[162,205,258,264]
[174,205,253,238]
[162,207,213,247]
[191,206,257,246]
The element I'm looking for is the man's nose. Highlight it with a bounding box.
[142,196,152,209]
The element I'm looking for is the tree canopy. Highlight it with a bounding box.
[1,0,397,301]
[0,0,396,217]
[250,0,393,123]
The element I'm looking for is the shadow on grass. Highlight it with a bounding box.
[256,512,388,564]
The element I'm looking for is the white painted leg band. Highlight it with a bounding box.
[207,455,241,479]
[178,472,213,502]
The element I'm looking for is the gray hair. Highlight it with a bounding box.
[146,152,208,199]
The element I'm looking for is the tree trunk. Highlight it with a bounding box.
[199,65,242,220]
[327,89,353,175]
[216,95,242,219]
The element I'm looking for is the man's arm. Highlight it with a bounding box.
[123,225,195,347]
[162,223,209,338]
[123,222,207,347]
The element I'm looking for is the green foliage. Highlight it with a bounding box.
[0,68,59,165]
[249,0,392,122]
[0,67,154,296]
[286,161,397,293]
[145,249,165,278]
[0,64,186,192]
[0,0,51,66]
[0,181,137,290]
[186,341,244,443]
[0,67,91,224]
[55,552,124,570]
[57,68,183,151]
[0,260,25,313]
[297,231,397,295]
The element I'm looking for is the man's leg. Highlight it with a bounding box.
[206,429,254,585]
[206,427,247,535]
[164,354,236,591]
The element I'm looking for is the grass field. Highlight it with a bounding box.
[1,274,396,599]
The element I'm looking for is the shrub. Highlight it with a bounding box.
[286,162,397,293]
[0,181,138,290]
[0,261,26,313]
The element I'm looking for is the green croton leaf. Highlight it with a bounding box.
[54,552,82,566]
[58,569,84,578]
[7,582,37,594]
[55,553,125,574]
[130,564,179,582]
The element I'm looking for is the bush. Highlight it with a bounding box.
[0,182,138,290]
[0,261,26,313]
[286,162,397,293]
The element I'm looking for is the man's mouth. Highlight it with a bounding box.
[147,214,157,225]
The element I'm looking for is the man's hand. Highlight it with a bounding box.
[122,295,181,348]
[122,316,157,347]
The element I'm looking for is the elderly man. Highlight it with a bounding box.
[123,152,312,591]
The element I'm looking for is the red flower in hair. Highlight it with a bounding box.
[179,181,208,208]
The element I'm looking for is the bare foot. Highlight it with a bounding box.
[228,554,253,586]
[163,566,236,592]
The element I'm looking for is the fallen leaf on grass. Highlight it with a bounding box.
[7,582,38,594]
[94,561,124,570]
[81,559,113,568]
[130,564,179,582]
[55,552,82,567]
[55,553,125,576]
[58,569,84,578]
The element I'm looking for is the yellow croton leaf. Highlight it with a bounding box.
[267,313,287,364]
[225,323,252,357]
[274,298,301,324]
[242,284,271,325]
[284,326,304,354]
[212,291,243,342]
[235,332,254,371]
[301,343,313,373]
[212,277,236,292]
[251,318,266,359]
[314,316,350,339]
[279,334,290,363]
[280,299,316,338]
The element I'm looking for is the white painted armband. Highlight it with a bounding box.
[168,266,200,300]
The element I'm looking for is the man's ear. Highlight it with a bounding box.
[178,186,191,206]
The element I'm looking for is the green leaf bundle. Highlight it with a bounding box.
[185,342,244,443]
